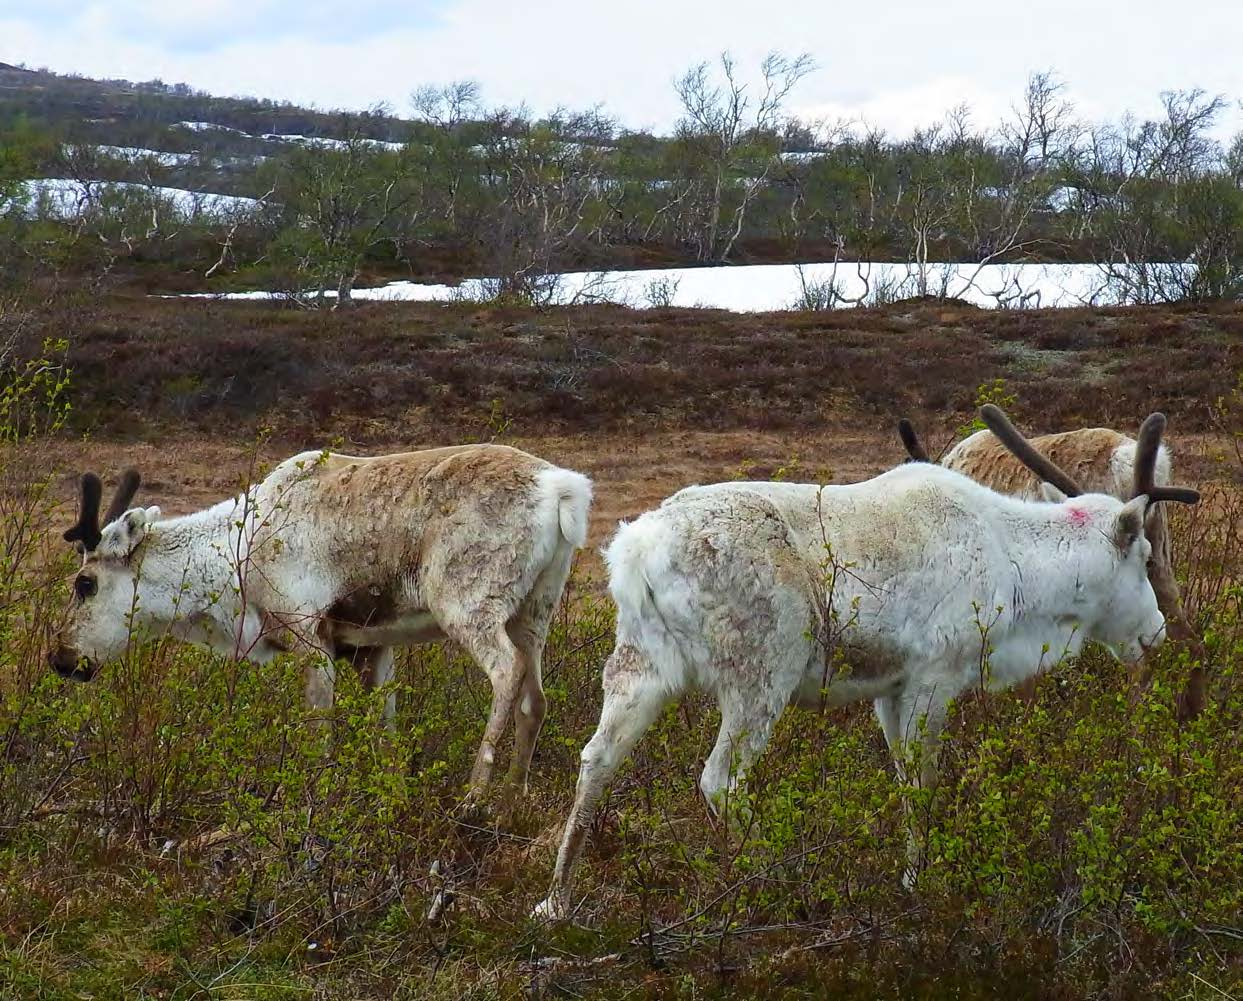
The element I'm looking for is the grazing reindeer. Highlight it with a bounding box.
[898,410,1206,719]
[534,407,1198,920]
[50,444,592,798]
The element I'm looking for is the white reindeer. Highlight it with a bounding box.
[897,411,1206,719]
[50,444,592,798]
[535,406,1198,920]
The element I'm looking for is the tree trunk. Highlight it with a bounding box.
[334,269,355,310]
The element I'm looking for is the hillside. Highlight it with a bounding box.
[0,63,411,148]
[5,63,1241,300]
[22,293,1241,443]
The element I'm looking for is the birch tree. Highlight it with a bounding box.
[671,51,814,262]
[267,112,418,307]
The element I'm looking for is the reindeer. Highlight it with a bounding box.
[897,410,1206,719]
[534,406,1198,920]
[50,444,592,799]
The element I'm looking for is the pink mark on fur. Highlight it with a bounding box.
[1067,507,1090,526]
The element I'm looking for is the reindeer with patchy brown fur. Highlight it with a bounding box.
[50,444,593,799]
[898,409,1206,719]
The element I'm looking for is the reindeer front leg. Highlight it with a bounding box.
[245,607,338,716]
[263,611,338,719]
[875,683,952,888]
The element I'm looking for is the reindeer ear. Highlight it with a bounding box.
[1039,482,1069,503]
[1114,495,1149,552]
[101,505,160,558]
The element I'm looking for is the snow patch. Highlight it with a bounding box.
[163,261,1144,311]
[176,121,250,135]
[260,133,405,152]
[97,146,199,167]
[19,179,260,218]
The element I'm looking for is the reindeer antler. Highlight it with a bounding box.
[1131,413,1200,505]
[102,469,142,526]
[979,404,1084,498]
[62,469,143,553]
[63,473,104,551]
[897,419,931,463]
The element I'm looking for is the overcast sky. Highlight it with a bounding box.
[2,0,1241,137]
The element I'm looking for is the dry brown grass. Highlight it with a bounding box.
[31,292,1237,579]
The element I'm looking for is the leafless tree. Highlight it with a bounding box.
[411,81,483,230]
[270,111,418,307]
[897,110,973,297]
[412,80,481,129]
[954,72,1082,299]
[671,51,814,262]
[1076,89,1232,302]
[473,107,613,302]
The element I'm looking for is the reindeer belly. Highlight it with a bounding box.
[792,644,906,707]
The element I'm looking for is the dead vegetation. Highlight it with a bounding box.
[15,295,1242,444]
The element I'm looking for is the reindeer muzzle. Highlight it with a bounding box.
[49,647,96,682]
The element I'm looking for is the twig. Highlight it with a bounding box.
[523,952,622,972]
[1189,972,1238,1001]
[778,917,907,957]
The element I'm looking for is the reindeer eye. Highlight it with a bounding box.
[74,574,97,600]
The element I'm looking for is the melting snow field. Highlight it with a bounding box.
[258,133,405,152]
[175,262,1128,311]
[175,121,403,152]
[176,121,248,134]
[18,179,260,218]
[96,146,200,166]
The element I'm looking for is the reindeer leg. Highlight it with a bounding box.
[342,645,397,730]
[433,609,526,805]
[877,684,951,889]
[534,645,670,922]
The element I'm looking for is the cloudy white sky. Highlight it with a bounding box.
[2,0,1240,137]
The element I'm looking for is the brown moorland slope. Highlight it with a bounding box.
[27,294,1241,445]
[27,294,1238,570]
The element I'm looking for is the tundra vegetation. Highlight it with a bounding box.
[3,61,1243,306]
[0,307,1239,999]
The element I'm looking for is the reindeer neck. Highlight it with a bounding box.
[997,500,1107,617]
[141,496,253,625]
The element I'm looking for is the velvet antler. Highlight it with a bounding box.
[978,404,1084,498]
[896,419,931,463]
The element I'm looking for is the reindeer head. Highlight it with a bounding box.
[979,405,1200,663]
[50,470,155,681]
